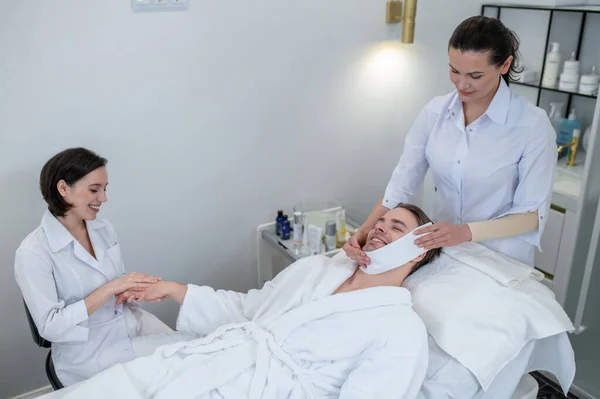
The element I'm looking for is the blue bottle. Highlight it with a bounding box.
[275,210,284,236]
[558,109,581,145]
[281,216,291,240]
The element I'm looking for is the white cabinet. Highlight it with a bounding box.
[534,207,566,276]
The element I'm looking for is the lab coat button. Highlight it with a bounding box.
[458,160,461,164]
[114,310,118,315]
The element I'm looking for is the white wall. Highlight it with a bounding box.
[0,0,483,396]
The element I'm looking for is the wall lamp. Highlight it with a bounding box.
[385,0,417,44]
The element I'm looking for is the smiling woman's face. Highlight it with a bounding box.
[448,47,511,104]
[362,207,419,252]
[57,167,108,221]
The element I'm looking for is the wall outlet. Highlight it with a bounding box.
[131,0,190,12]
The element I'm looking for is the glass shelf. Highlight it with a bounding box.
[512,81,598,99]
[261,217,359,262]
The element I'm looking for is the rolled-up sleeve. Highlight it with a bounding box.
[15,248,89,343]
[383,106,431,209]
[497,115,557,250]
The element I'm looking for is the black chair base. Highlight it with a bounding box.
[46,350,64,391]
[23,299,64,390]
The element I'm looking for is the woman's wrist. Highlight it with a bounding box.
[462,224,473,242]
[99,284,116,299]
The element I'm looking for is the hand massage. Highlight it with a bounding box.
[14,15,578,399]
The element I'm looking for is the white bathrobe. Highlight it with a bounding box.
[63,255,428,399]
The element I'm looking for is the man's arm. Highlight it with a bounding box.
[161,282,188,304]
[142,258,312,335]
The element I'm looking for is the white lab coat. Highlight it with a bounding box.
[15,210,173,386]
[62,254,428,399]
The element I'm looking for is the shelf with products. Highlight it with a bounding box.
[482,3,600,204]
[511,81,597,99]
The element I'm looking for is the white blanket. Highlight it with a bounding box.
[404,242,575,391]
[63,255,428,399]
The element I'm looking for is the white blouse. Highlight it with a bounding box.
[383,79,557,265]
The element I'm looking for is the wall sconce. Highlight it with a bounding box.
[385,0,417,44]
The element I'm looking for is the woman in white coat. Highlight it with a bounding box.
[345,16,557,266]
[15,147,175,387]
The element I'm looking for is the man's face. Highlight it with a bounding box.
[362,207,420,252]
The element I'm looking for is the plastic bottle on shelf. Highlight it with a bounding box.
[281,215,291,240]
[558,109,581,145]
[542,42,561,89]
[559,52,580,92]
[548,102,565,139]
[275,210,284,236]
[579,66,600,96]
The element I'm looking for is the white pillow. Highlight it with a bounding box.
[403,243,574,390]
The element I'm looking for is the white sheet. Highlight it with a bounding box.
[403,243,575,390]
[419,332,575,398]
[39,332,575,399]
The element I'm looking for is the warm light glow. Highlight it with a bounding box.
[332,41,420,128]
[355,41,417,94]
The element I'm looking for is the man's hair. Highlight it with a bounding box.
[40,147,107,217]
[395,203,441,274]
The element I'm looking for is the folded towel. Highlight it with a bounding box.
[443,242,545,287]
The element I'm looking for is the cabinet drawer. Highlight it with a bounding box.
[535,207,565,276]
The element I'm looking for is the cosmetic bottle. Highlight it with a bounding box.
[325,220,337,252]
[281,215,291,240]
[275,210,284,236]
[542,42,561,88]
[568,128,581,167]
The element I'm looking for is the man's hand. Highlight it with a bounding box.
[115,290,144,305]
[116,290,167,305]
[414,222,472,250]
[134,281,189,305]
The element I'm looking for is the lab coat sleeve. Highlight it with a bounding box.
[103,218,141,310]
[15,248,89,343]
[338,320,428,399]
[382,105,432,209]
[496,114,557,250]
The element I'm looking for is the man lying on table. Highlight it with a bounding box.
[64,204,441,399]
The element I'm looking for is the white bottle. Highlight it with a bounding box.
[292,211,305,254]
[542,42,561,88]
[579,66,600,96]
[559,52,579,92]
